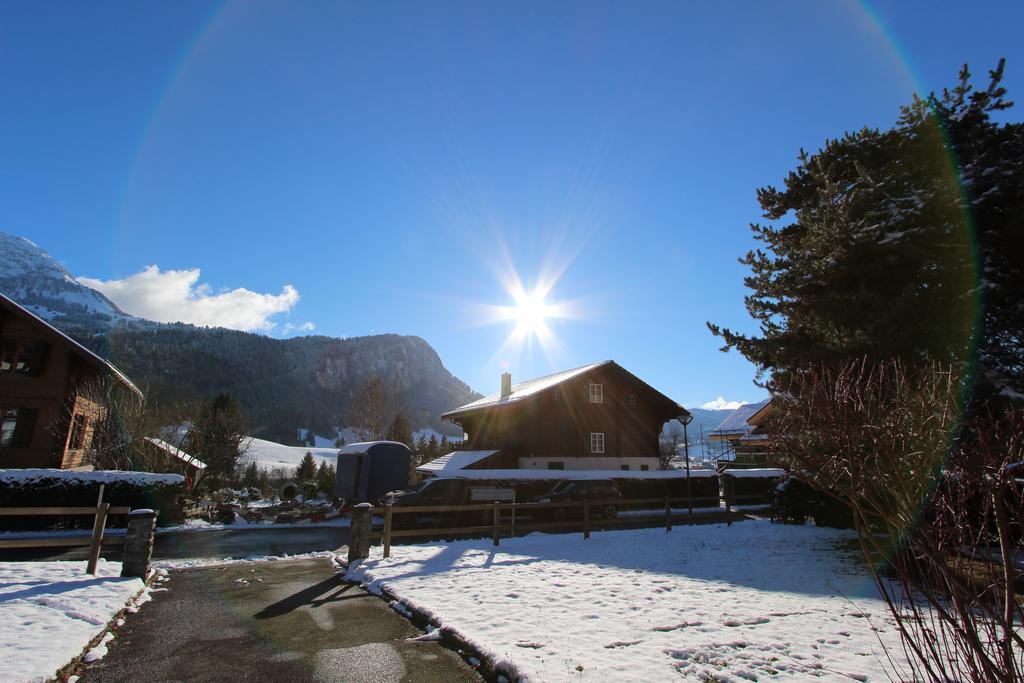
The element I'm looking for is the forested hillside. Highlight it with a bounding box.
[65,323,478,443]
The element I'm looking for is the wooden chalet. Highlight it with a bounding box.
[438,361,689,472]
[0,292,143,469]
[707,398,777,468]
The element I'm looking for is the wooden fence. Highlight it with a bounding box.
[370,493,772,558]
[0,485,130,574]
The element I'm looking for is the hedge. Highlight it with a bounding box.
[0,469,186,529]
[722,468,786,505]
[772,474,854,529]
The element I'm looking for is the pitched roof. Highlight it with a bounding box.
[442,361,611,418]
[709,399,771,436]
[442,360,688,420]
[0,292,142,399]
[143,437,206,470]
[415,450,499,474]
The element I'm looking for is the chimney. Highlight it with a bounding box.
[500,371,512,399]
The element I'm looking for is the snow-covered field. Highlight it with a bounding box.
[241,437,339,472]
[347,520,908,682]
[0,560,149,682]
[299,426,460,450]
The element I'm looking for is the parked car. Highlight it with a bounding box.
[381,478,513,528]
[534,479,622,522]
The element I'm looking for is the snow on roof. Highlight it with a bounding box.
[143,437,206,470]
[443,361,612,418]
[432,468,719,481]
[416,450,499,473]
[721,468,787,479]
[0,291,142,399]
[339,440,409,454]
[0,468,184,486]
[709,399,771,436]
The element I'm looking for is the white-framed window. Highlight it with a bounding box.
[590,432,605,454]
[589,383,604,403]
[627,395,637,408]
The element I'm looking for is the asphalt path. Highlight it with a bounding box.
[77,557,480,682]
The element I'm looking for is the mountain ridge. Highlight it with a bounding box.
[0,231,480,442]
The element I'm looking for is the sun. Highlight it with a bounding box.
[511,289,554,335]
[466,260,584,368]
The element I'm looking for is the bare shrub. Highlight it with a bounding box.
[771,359,1024,681]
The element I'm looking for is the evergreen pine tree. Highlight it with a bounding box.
[708,61,1024,402]
[295,451,318,481]
[316,461,336,496]
[185,392,247,492]
[386,413,414,448]
[241,461,260,488]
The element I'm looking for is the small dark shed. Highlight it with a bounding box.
[335,441,412,503]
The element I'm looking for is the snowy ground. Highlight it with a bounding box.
[154,549,339,570]
[241,437,338,472]
[347,520,909,682]
[249,426,461,472]
[0,560,150,682]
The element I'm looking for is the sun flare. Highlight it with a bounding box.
[511,290,554,335]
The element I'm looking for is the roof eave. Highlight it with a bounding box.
[0,292,143,400]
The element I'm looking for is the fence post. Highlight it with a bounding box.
[86,485,108,575]
[664,496,672,532]
[383,503,393,559]
[121,509,156,578]
[723,475,733,527]
[348,503,372,563]
[686,478,693,523]
[583,500,590,540]
[492,501,500,547]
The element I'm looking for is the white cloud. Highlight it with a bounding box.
[78,265,303,333]
[699,396,748,411]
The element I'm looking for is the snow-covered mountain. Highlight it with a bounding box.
[0,232,129,325]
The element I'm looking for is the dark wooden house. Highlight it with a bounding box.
[0,292,143,469]
[440,361,689,472]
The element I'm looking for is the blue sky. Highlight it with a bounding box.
[1,1,1021,407]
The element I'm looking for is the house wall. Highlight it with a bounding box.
[457,364,682,466]
[518,456,660,471]
[0,305,105,468]
[60,393,107,470]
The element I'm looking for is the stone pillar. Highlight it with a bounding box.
[348,502,373,563]
[121,509,157,578]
